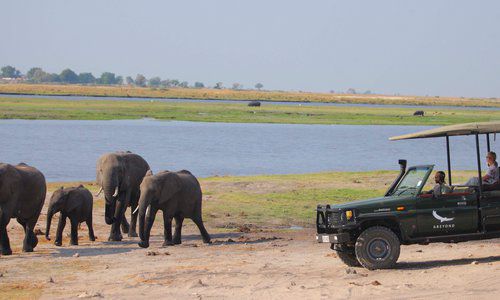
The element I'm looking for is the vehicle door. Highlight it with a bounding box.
[417,189,478,236]
[481,190,500,231]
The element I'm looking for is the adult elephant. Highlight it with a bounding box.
[137,170,211,248]
[0,162,46,255]
[96,151,150,241]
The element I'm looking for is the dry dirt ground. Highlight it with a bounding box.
[1,212,500,299]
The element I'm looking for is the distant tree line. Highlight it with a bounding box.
[0,65,266,91]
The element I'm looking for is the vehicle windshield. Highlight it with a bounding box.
[392,166,433,196]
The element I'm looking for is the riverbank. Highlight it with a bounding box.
[1,83,499,107]
[3,170,497,300]
[1,96,499,125]
[48,170,476,227]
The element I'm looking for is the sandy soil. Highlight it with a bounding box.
[1,204,500,300]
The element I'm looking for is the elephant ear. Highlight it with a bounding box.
[158,172,182,205]
[145,169,153,177]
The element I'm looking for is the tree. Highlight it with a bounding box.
[115,76,123,85]
[363,90,372,95]
[98,72,118,85]
[46,73,60,82]
[255,83,263,90]
[148,77,161,87]
[1,65,21,78]
[27,67,43,81]
[125,76,134,85]
[78,72,96,84]
[194,82,204,88]
[179,81,189,88]
[169,79,180,87]
[214,82,223,89]
[26,67,50,83]
[59,69,79,83]
[232,83,241,90]
[134,74,146,87]
[346,88,356,94]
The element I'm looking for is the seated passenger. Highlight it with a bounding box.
[465,151,499,186]
[427,171,451,196]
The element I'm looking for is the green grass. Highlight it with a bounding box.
[206,188,383,226]
[200,170,477,227]
[48,170,477,228]
[1,96,499,125]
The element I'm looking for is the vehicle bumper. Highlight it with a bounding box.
[316,233,351,244]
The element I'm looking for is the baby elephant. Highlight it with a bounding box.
[45,185,95,246]
[137,170,211,248]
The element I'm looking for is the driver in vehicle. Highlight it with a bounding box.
[426,171,451,195]
[465,151,499,186]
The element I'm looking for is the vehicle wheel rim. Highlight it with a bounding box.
[367,238,390,260]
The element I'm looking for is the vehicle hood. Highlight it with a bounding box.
[332,195,413,212]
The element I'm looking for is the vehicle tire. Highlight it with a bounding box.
[355,226,400,270]
[337,248,361,267]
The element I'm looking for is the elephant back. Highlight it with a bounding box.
[14,163,47,200]
[175,170,202,197]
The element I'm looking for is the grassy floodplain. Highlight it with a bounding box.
[49,170,476,228]
[1,83,499,107]
[1,96,500,125]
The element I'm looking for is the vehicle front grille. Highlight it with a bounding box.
[316,206,344,233]
[327,211,342,225]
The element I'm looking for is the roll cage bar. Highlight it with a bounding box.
[390,121,500,197]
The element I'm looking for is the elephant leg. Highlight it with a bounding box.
[87,215,95,241]
[121,215,130,235]
[0,214,12,255]
[173,215,184,245]
[0,207,13,255]
[69,218,79,246]
[26,218,38,249]
[138,206,158,248]
[109,193,128,241]
[22,222,36,253]
[192,216,211,244]
[162,213,173,247]
[55,214,66,246]
[121,190,133,235]
[128,193,139,237]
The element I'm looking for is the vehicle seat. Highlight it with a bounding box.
[482,181,500,191]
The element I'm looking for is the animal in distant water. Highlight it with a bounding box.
[413,110,425,116]
[137,170,211,248]
[96,151,150,241]
[0,162,46,255]
[248,101,261,107]
[45,185,95,246]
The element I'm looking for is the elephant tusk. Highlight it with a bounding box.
[146,205,151,217]
[113,186,119,197]
[95,187,103,197]
[132,206,139,215]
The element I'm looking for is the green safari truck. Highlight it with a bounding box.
[316,121,500,270]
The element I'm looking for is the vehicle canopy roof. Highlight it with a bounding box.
[389,121,500,141]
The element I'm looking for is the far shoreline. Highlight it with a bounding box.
[1,83,498,108]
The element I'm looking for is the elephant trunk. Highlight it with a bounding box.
[138,195,151,248]
[103,174,119,225]
[45,207,54,240]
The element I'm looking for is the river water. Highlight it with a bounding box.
[0,119,495,182]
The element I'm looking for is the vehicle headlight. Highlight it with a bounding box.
[345,210,353,221]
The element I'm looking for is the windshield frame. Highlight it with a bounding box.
[391,165,434,197]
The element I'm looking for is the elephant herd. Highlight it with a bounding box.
[0,151,211,256]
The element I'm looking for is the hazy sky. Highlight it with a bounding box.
[2,0,499,97]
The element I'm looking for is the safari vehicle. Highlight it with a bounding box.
[316,121,500,270]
